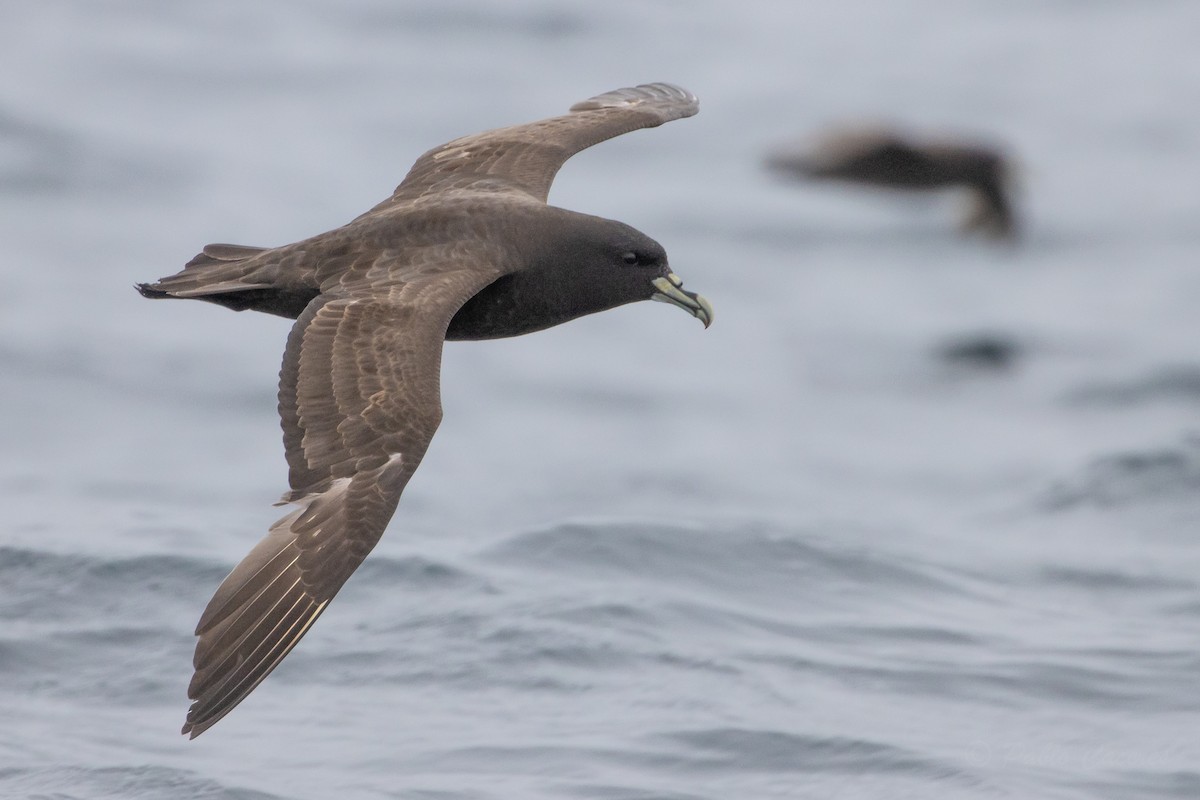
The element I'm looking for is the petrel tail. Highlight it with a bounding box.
[137,243,316,318]
[138,243,271,298]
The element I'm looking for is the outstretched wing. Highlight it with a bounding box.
[181,261,501,738]
[370,82,697,209]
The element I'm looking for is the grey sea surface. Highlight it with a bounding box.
[3,2,1200,798]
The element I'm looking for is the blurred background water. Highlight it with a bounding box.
[2,2,1199,798]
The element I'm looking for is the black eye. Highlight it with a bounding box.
[622,252,639,265]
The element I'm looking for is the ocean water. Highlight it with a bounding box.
[3,1,1200,798]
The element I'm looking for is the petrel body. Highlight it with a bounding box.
[767,127,1018,239]
[138,83,710,738]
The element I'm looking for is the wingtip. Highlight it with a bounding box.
[570,82,698,119]
[181,703,223,739]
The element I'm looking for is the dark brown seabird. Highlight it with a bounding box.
[137,83,711,738]
[767,127,1018,239]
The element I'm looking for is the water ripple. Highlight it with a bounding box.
[1040,439,1200,509]
[0,546,225,624]
[655,727,962,779]
[483,520,977,605]
[0,765,281,800]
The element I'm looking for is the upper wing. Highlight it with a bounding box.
[181,261,501,738]
[368,82,697,210]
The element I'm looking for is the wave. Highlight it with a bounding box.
[1039,438,1200,509]
[0,765,283,800]
[427,727,973,795]
[0,547,218,705]
[353,553,490,592]
[1067,364,1200,407]
[480,519,980,605]
[654,727,959,778]
[0,546,228,624]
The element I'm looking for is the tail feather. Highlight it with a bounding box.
[137,242,316,318]
[142,242,271,296]
[184,243,270,270]
[198,243,270,260]
[138,277,271,299]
